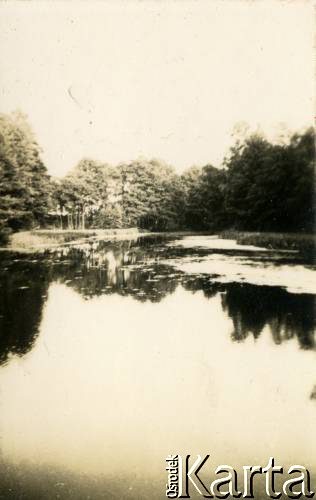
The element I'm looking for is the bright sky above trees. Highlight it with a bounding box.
[0,0,314,176]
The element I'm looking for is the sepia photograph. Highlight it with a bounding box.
[0,1,315,498]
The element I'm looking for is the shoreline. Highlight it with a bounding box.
[220,230,315,259]
[0,228,211,253]
[0,228,315,257]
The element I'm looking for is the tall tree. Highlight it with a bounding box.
[0,111,51,242]
[52,159,121,229]
[223,128,315,232]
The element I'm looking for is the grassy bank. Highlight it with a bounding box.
[6,228,141,251]
[221,230,316,259]
[3,228,316,259]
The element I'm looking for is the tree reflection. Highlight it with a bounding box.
[0,238,315,366]
[221,283,315,349]
[0,254,50,364]
[49,239,180,302]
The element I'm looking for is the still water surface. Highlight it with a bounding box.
[0,235,315,499]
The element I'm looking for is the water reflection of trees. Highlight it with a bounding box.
[0,254,50,364]
[0,239,315,365]
[52,243,316,350]
[50,239,180,302]
[221,283,315,349]
[180,277,315,349]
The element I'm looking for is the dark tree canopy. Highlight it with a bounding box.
[0,110,314,243]
[52,158,184,231]
[181,127,315,233]
[0,111,51,242]
[222,128,315,232]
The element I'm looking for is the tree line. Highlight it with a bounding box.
[0,111,314,243]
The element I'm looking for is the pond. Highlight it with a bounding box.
[0,234,315,499]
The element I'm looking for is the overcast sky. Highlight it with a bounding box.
[0,1,314,177]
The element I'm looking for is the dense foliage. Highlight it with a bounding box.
[0,111,314,243]
[53,158,184,231]
[223,130,315,232]
[0,111,51,243]
[183,128,314,232]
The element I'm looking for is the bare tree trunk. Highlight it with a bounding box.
[82,206,85,230]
